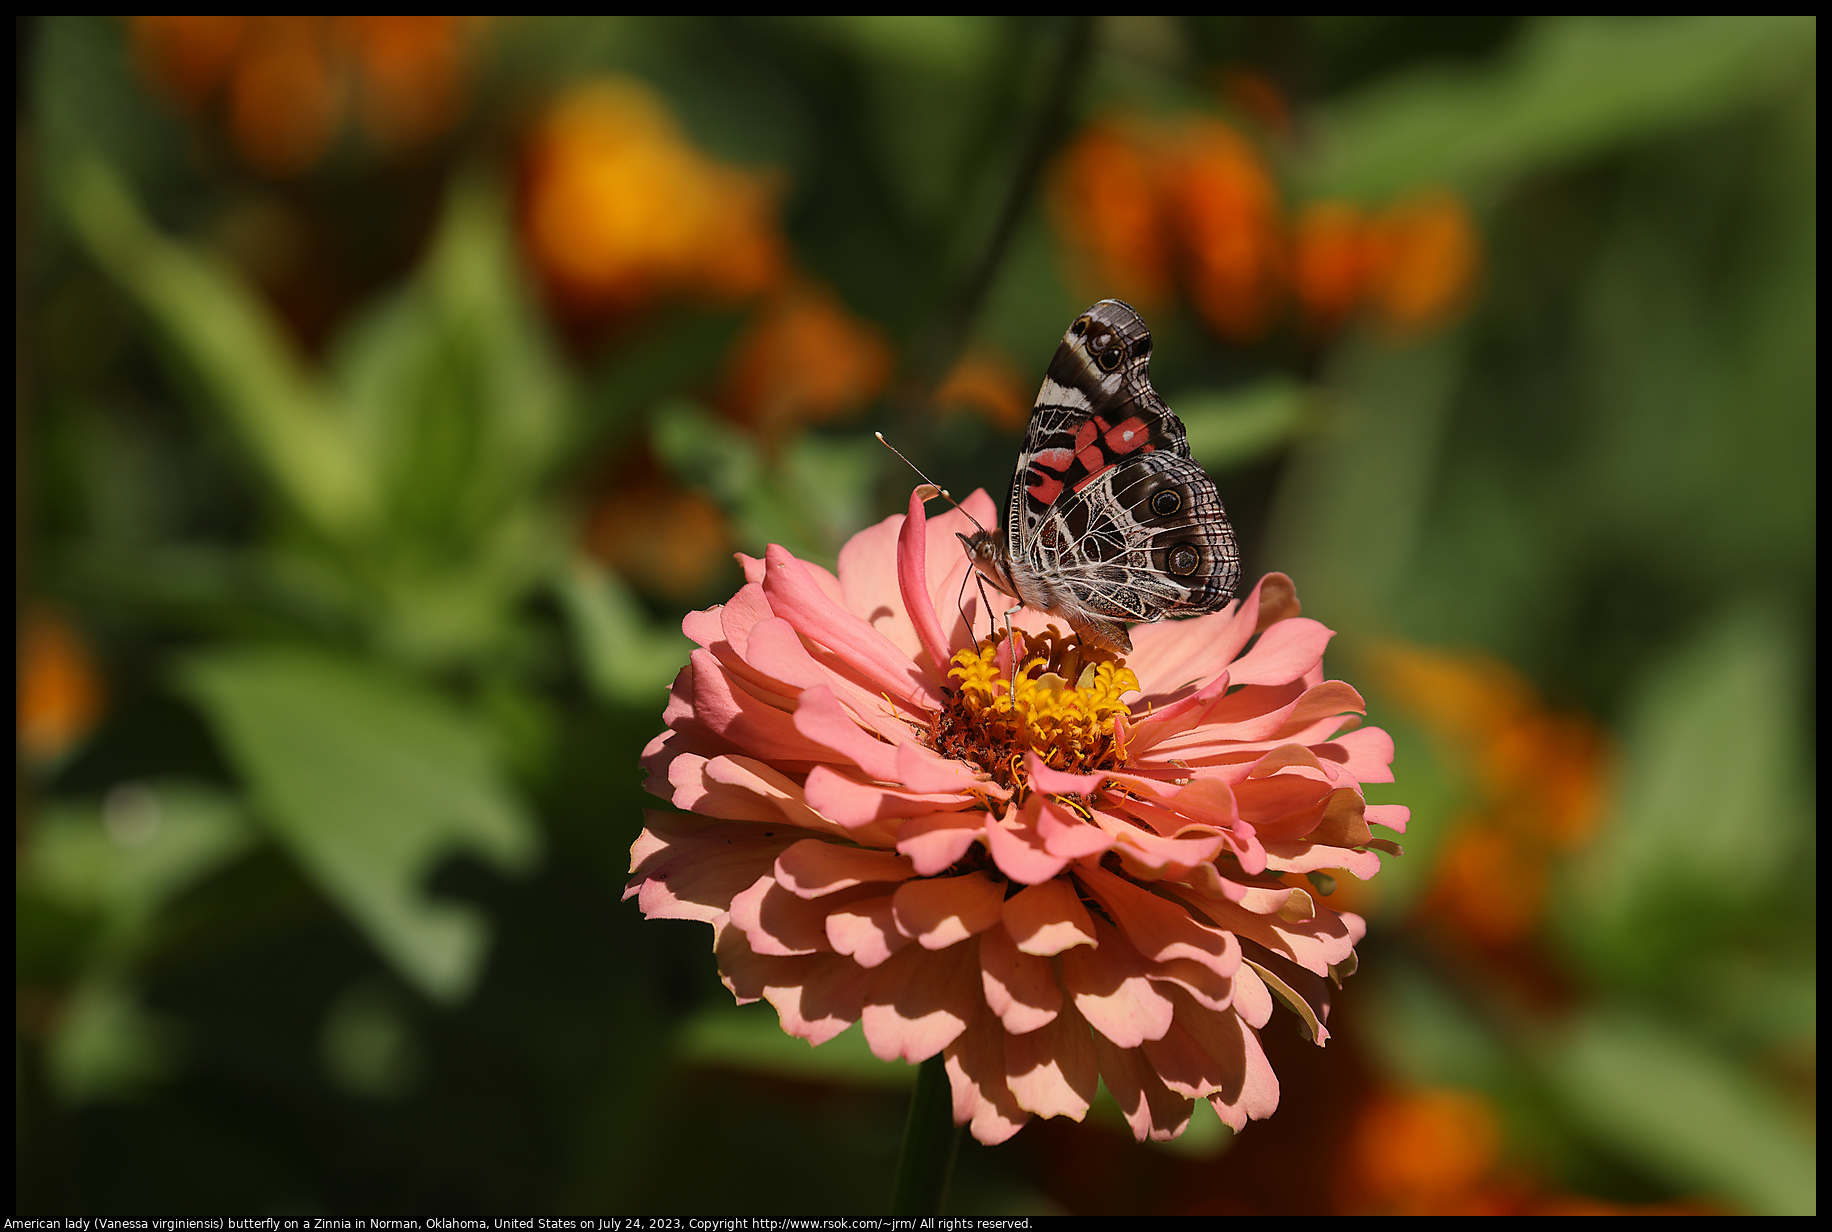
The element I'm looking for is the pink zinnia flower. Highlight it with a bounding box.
[629,489,1406,1144]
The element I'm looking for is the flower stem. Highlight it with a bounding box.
[891,1053,964,1215]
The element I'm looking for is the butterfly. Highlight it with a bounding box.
[959,299,1241,655]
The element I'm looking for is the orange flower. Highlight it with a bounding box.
[1369,644,1608,946]
[18,605,105,766]
[585,454,731,600]
[1340,1085,1725,1214]
[337,16,468,152]
[1340,1087,1503,1215]
[1364,190,1480,336]
[1291,200,1372,333]
[1050,108,1481,346]
[223,17,344,178]
[522,77,785,319]
[1048,123,1172,308]
[933,348,1031,433]
[130,16,249,113]
[716,282,891,441]
[129,16,478,177]
[1164,118,1286,343]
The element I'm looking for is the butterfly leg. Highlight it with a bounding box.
[1002,603,1024,681]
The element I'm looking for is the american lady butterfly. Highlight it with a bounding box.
[959,299,1241,654]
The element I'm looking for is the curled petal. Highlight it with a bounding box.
[1001,879,1098,956]
[1004,1000,1099,1120]
[626,812,801,924]
[1227,617,1335,687]
[944,1007,1031,1146]
[792,686,901,781]
[896,743,990,795]
[730,876,837,955]
[861,938,980,1063]
[825,893,910,968]
[762,544,942,708]
[775,838,914,898]
[985,810,1072,885]
[896,488,955,676]
[1025,753,1108,796]
[715,924,869,1046]
[979,917,1063,1034]
[896,811,989,876]
[1034,795,1116,861]
[892,871,1005,948]
[838,511,921,660]
[1078,862,1240,979]
[1060,916,1175,1048]
[802,764,971,827]
[1092,1029,1193,1143]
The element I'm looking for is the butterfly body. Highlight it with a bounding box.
[961,299,1241,654]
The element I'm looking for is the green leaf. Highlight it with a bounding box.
[651,400,880,567]
[1174,378,1312,472]
[55,155,377,541]
[45,975,177,1104]
[178,646,541,1002]
[1539,1008,1815,1215]
[555,555,695,707]
[1264,329,1468,628]
[1302,16,1817,200]
[23,781,259,959]
[330,174,574,546]
[1560,602,1808,982]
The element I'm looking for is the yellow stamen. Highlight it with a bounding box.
[937,627,1138,790]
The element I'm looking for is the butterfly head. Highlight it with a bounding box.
[957,529,1019,601]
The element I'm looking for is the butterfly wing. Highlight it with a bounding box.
[1002,300,1240,648]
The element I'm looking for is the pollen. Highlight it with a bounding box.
[933,625,1138,793]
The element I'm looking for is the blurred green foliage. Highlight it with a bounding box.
[18,15,1814,1216]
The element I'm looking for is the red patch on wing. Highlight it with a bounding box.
[1030,446,1075,475]
[1026,473,1065,505]
[1104,416,1152,454]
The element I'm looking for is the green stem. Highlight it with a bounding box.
[891,1053,965,1215]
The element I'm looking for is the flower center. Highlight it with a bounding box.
[932,625,1138,794]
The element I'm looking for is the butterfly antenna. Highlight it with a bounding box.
[874,432,990,537]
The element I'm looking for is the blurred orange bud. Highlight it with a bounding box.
[585,456,731,600]
[1341,1088,1503,1215]
[934,348,1031,432]
[225,18,343,178]
[1166,118,1286,343]
[1292,200,1371,333]
[522,77,786,319]
[1369,643,1609,946]
[1365,190,1480,335]
[1429,826,1550,947]
[337,16,473,152]
[18,606,105,767]
[717,282,891,441]
[131,16,477,175]
[1048,122,1173,308]
[130,16,249,112]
